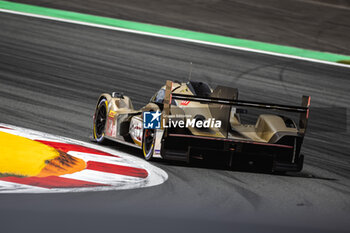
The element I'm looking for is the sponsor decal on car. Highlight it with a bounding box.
[108,110,117,118]
[106,117,116,137]
[180,100,191,106]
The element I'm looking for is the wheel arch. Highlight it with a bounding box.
[95,93,113,112]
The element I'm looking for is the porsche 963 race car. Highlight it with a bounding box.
[92,80,310,172]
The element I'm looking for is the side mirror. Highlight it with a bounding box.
[112,92,124,99]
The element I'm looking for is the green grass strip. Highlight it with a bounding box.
[1,0,349,63]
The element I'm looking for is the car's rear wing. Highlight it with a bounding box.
[163,80,311,135]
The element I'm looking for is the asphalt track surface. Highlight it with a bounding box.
[9,0,350,54]
[0,12,349,233]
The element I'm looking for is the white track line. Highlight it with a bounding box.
[68,151,125,164]
[67,152,146,169]
[61,170,144,185]
[0,8,349,68]
[0,180,48,193]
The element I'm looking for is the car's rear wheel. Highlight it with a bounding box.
[142,129,155,160]
[93,98,108,143]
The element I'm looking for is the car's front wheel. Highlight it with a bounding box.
[142,129,155,161]
[93,98,108,143]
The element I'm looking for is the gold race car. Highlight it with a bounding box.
[92,80,310,172]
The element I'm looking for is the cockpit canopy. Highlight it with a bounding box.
[150,81,212,105]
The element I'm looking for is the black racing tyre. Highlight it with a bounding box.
[297,154,304,172]
[142,128,155,161]
[93,98,108,143]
